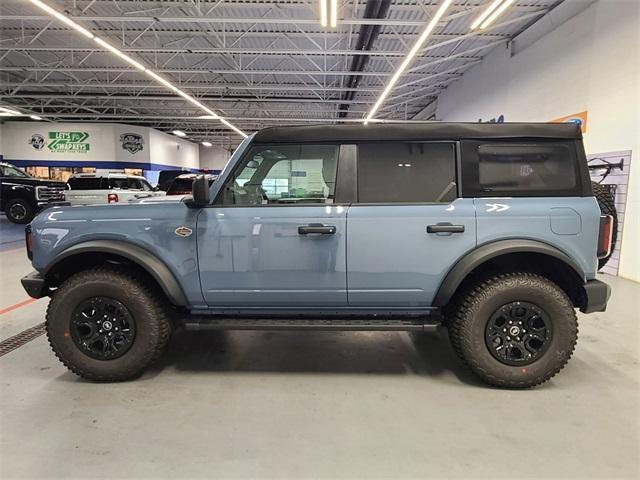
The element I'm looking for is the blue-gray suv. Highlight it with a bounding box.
[21,123,613,388]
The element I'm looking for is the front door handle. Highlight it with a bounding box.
[298,224,336,235]
[427,224,465,234]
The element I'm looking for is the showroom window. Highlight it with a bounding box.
[478,144,576,192]
[357,142,457,203]
[218,144,339,206]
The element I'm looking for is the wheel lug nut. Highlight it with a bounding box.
[509,321,513,324]
[516,337,521,341]
[503,328,507,332]
[99,329,103,333]
[506,336,511,341]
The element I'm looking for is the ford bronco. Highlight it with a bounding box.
[21,123,613,388]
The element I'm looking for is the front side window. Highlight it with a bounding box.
[357,142,457,203]
[2,165,31,178]
[218,144,339,206]
[478,144,576,192]
[128,178,152,191]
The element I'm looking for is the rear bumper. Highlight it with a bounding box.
[21,271,49,299]
[581,279,611,313]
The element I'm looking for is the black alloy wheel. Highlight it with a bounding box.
[485,301,553,366]
[70,297,136,360]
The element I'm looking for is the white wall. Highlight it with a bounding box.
[148,128,199,170]
[199,144,231,173]
[0,121,199,170]
[436,0,640,281]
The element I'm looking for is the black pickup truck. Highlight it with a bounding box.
[0,162,66,224]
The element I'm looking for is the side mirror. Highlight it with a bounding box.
[191,175,210,206]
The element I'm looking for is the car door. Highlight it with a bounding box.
[346,141,477,307]
[197,143,348,308]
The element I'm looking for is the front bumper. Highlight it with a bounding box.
[21,271,49,299]
[36,200,69,209]
[580,279,611,313]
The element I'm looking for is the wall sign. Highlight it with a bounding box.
[120,133,144,154]
[47,131,90,153]
[550,111,588,133]
[29,133,45,150]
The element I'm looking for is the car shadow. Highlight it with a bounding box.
[147,327,483,387]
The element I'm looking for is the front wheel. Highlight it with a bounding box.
[4,198,34,224]
[46,268,171,381]
[447,273,578,388]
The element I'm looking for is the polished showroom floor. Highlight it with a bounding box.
[1,216,639,479]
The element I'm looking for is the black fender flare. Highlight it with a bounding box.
[44,240,188,306]
[432,239,586,307]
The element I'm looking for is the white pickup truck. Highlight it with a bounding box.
[64,173,165,205]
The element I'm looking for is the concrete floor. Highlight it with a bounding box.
[1,216,639,479]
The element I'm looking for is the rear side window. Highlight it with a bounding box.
[67,177,104,189]
[478,144,576,192]
[357,142,456,203]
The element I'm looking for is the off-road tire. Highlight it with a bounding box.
[592,181,618,270]
[4,198,34,224]
[448,272,578,388]
[46,268,171,381]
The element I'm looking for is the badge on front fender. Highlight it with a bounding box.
[174,226,193,237]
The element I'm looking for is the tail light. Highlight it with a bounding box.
[597,215,614,258]
[25,224,33,260]
[107,193,119,203]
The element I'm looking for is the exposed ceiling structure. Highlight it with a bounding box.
[0,0,562,145]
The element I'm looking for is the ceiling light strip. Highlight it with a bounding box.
[480,0,515,29]
[330,0,338,28]
[320,0,328,27]
[28,0,247,138]
[364,0,453,124]
[470,0,505,30]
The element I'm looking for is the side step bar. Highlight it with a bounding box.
[182,318,441,332]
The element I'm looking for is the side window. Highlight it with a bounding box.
[357,142,456,203]
[109,178,129,190]
[218,144,339,206]
[127,178,152,191]
[478,144,576,193]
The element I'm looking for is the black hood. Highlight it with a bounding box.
[1,177,66,187]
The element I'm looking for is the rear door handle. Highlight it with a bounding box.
[298,224,336,235]
[427,224,465,234]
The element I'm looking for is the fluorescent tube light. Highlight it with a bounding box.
[330,0,338,28]
[201,141,213,147]
[93,37,146,71]
[364,0,452,124]
[480,0,514,29]
[29,0,94,39]
[0,107,21,115]
[30,115,43,120]
[470,0,504,30]
[320,0,328,27]
[144,70,178,92]
[172,130,187,138]
[27,0,247,138]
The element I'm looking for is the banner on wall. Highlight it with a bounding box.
[588,150,632,276]
[47,131,90,153]
[551,111,588,133]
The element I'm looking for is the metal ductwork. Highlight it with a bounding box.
[338,0,392,119]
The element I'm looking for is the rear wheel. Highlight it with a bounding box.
[4,198,34,224]
[46,268,171,381]
[592,181,618,270]
[447,272,578,388]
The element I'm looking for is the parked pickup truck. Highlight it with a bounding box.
[0,162,66,224]
[21,123,613,388]
[65,173,164,205]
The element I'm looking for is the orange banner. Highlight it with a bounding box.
[550,111,588,133]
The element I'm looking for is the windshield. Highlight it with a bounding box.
[2,165,31,178]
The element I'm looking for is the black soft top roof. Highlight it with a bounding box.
[252,122,581,143]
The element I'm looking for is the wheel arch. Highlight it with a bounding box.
[433,240,587,309]
[43,240,188,306]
